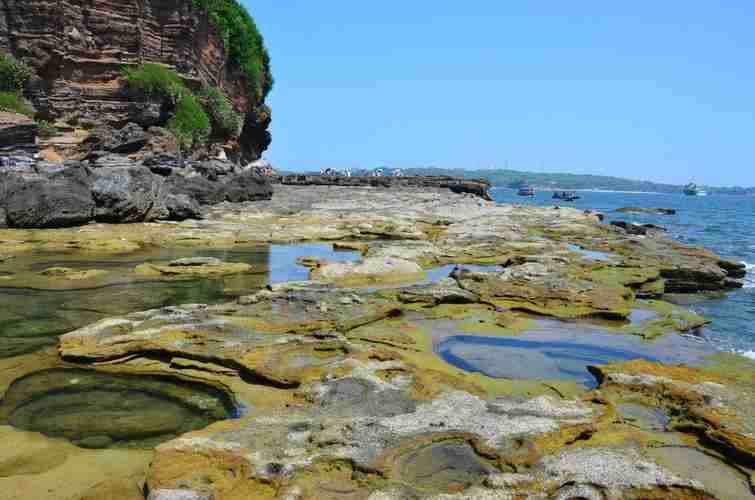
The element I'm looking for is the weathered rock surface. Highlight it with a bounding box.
[0,156,272,228]
[1,185,752,499]
[0,112,37,152]
[277,174,493,200]
[0,0,271,162]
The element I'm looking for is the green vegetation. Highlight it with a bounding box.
[121,63,187,100]
[202,87,242,138]
[191,0,272,97]
[0,53,33,93]
[0,54,35,117]
[37,120,57,138]
[0,91,33,117]
[168,94,210,151]
[404,167,755,196]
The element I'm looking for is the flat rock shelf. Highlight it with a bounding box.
[0,184,751,500]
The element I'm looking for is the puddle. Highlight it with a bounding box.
[616,404,669,431]
[0,369,236,449]
[647,447,753,500]
[433,318,716,387]
[627,309,660,324]
[567,244,616,262]
[0,243,360,358]
[436,335,656,387]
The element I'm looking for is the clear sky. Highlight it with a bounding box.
[243,1,755,186]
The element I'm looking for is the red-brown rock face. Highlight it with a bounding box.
[0,0,271,161]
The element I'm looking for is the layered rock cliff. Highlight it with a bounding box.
[0,0,271,161]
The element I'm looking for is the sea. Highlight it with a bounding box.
[491,188,755,359]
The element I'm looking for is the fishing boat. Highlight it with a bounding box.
[552,191,580,201]
[683,183,708,196]
[517,185,535,196]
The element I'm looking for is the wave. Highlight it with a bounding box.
[739,350,755,361]
[743,261,755,289]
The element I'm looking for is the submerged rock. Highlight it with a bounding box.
[616,206,677,215]
[0,369,235,449]
[134,258,253,278]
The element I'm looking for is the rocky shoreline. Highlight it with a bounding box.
[276,174,493,200]
[0,184,752,499]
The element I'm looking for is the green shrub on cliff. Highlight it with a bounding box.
[191,0,272,98]
[122,63,187,100]
[0,54,33,93]
[168,94,210,151]
[202,87,242,138]
[0,91,33,117]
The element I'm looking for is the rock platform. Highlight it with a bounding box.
[0,185,752,499]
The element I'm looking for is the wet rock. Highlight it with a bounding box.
[616,206,676,215]
[76,435,115,449]
[0,369,234,449]
[38,267,108,281]
[590,357,755,470]
[394,441,495,492]
[719,259,748,279]
[610,220,665,236]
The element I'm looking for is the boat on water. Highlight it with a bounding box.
[683,183,708,196]
[552,191,580,201]
[517,185,535,196]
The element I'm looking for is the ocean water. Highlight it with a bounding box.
[491,188,755,358]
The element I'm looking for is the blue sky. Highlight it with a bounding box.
[244,1,755,186]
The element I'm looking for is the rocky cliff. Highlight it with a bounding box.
[0,0,271,162]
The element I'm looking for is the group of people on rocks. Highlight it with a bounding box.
[319,167,405,177]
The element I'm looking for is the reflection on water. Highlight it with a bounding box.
[436,318,716,387]
[0,243,360,358]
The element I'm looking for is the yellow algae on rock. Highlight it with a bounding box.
[38,267,109,281]
[135,257,253,277]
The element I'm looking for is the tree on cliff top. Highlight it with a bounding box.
[191,0,272,99]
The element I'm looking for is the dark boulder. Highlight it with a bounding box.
[102,123,148,154]
[164,193,202,220]
[616,207,676,215]
[3,164,95,228]
[143,153,181,176]
[610,220,666,236]
[222,170,274,202]
[91,166,167,222]
[194,160,236,181]
[166,174,225,206]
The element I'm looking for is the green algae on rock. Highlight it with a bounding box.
[0,185,751,499]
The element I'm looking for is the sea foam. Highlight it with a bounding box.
[743,261,755,289]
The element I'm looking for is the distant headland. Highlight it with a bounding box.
[401,167,755,195]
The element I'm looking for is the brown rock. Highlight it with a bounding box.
[0,0,270,162]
